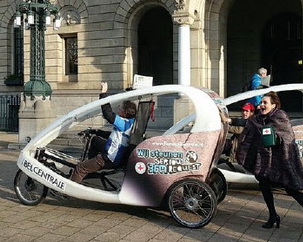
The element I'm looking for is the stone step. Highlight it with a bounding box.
[50,135,83,148]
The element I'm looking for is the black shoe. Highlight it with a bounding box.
[262,215,280,229]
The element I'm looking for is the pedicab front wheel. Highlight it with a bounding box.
[14,169,48,206]
[168,179,217,228]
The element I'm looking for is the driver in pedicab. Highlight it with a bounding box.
[70,82,137,183]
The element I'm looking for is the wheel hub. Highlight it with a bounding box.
[185,197,199,210]
[25,179,37,191]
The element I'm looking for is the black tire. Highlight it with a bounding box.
[14,169,48,206]
[208,169,228,203]
[168,179,217,228]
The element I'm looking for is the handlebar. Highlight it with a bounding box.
[77,127,93,137]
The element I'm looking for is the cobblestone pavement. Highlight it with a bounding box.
[0,133,303,242]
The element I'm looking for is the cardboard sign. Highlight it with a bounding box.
[133,74,153,89]
[261,75,271,87]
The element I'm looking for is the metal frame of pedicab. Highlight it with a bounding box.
[15,85,228,228]
[168,84,303,184]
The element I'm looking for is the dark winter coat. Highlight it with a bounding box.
[227,118,247,163]
[236,108,303,190]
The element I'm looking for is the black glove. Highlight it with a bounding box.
[89,129,97,134]
[99,93,108,99]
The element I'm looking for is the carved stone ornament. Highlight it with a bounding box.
[173,0,195,25]
[173,12,195,25]
[175,0,186,11]
[60,6,80,26]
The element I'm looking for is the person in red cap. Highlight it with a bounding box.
[241,102,255,120]
[222,102,255,164]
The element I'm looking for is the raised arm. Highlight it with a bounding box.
[99,82,115,124]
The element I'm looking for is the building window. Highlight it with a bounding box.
[65,36,78,75]
[14,26,24,78]
[5,26,24,86]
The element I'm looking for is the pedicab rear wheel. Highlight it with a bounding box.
[208,168,227,204]
[14,169,48,206]
[168,179,217,228]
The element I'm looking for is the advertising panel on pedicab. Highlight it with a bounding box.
[119,89,228,207]
[121,131,221,206]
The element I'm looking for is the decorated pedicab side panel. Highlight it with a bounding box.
[18,152,67,191]
[119,131,221,207]
[202,88,229,166]
[17,151,122,203]
[293,125,303,164]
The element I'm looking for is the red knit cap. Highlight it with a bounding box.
[242,102,255,111]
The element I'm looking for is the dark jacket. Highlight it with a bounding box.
[236,109,303,190]
[227,118,247,163]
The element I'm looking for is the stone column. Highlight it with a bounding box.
[178,24,191,86]
[173,0,195,86]
[173,6,195,124]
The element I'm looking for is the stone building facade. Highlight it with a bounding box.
[0,0,302,141]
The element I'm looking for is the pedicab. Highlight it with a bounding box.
[166,84,303,185]
[218,84,303,184]
[14,85,229,228]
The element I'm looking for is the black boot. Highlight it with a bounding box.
[262,214,280,229]
[258,176,280,229]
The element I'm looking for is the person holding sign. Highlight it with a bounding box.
[236,91,303,229]
[248,67,268,108]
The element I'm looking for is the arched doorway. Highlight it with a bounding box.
[138,7,173,85]
[227,0,302,111]
[262,12,303,111]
